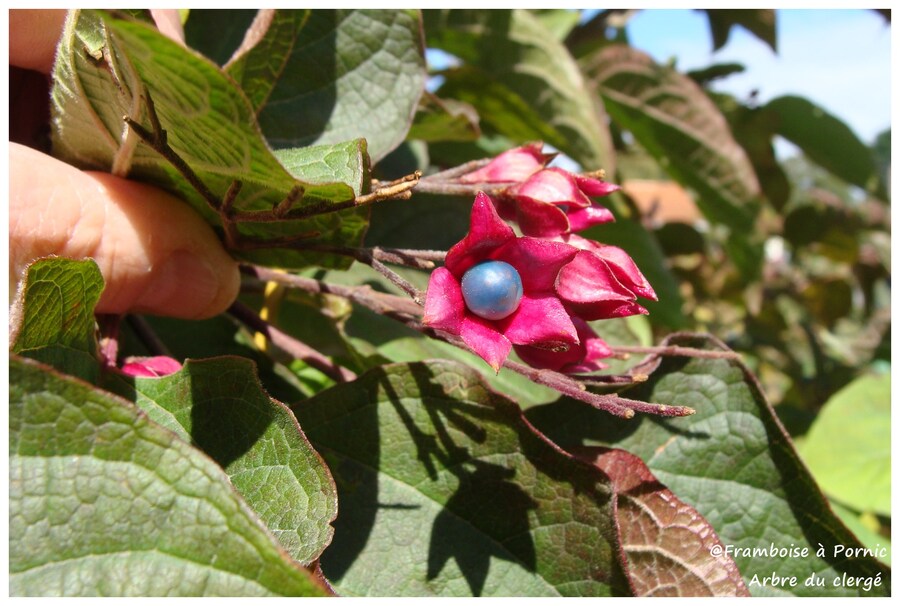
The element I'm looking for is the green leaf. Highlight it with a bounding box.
[686,62,746,86]
[828,502,891,567]
[224,10,310,113]
[10,355,328,597]
[436,66,571,151]
[118,312,314,405]
[10,257,103,382]
[654,222,706,256]
[765,95,882,195]
[273,138,370,198]
[798,373,890,516]
[872,129,890,200]
[291,360,631,596]
[425,9,615,172]
[408,93,481,143]
[702,9,777,53]
[183,8,258,66]
[586,448,749,596]
[50,10,366,270]
[725,101,791,210]
[526,334,891,597]
[105,357,338,565]
[584,44,761,233]
[245,9,426,163]
[532,9,582,41]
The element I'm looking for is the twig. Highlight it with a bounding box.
[573,373,649,385]
[411,180,512,197]
[125,314,172,357]
[418,158,492,181]
[231,171,422,224]
[268,245,443,270]
[228,301,357,383]
[611,345,742,360]
[244,265,422,317]
[368,258,425,304]
[502,359,692,419]
[124,92,223,214]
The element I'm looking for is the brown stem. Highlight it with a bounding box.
[411,180,512,197]
[611,345,742,360]
[244,265,422,317]
[574,373,649,385]
[220,180,244,249]
[503,359,693,418]
[228,301,357,383]
[368,258,425,304]
[124,91,223,214]
[275,245,442,270]
[125,314,172,357]
[418,158,492,181]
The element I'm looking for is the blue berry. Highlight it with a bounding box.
[461,260,524,321]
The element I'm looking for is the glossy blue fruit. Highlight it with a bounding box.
[461,260,524,321]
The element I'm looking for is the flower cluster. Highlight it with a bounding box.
[423,144,655,373]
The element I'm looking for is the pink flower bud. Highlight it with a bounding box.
[120,356,182,378]
[563,235,658,301]
[505,168,618,237]
[458,142,555,184]
[555,250,649,321]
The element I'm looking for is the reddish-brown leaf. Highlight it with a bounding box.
[583,447,750,597]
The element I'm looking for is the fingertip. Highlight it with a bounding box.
[10,144,240,320]
[132,249,240,320]
[82,172,240,319]
[9,9,68,73]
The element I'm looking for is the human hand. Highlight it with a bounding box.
[9,9,239,319]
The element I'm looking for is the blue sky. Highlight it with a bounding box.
[626,9,891,146]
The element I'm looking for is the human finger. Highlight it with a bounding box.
[10,142,240,319]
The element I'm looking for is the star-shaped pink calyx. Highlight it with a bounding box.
[423,192,580,371]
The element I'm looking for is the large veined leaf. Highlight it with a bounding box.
[50,10,368,270]
[9,355,329,597]
[798,373,890,516]
[527,334,891,597]
[424,9,615,173]
[765,95,883,197]
[407,93,481,143]
[724,101,791,210]
[10,257,339,568]
[10,258,103,382]
[587,448,749,597]
[183,9,258,66]
[233,9,426,163]
[584,44,761,233]
[105,357,339,566]
[223,10,310,114]
[290,360,747,597]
